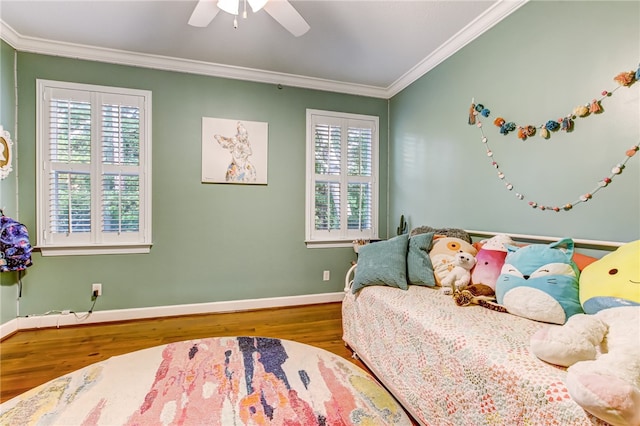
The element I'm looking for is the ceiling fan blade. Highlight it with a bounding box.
[263,0,310,37]
[188,0,221,27]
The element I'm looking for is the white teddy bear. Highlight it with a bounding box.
[530,306,640,426]
[441,251,476,295]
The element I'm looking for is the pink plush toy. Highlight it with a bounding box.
[470,234,514,291]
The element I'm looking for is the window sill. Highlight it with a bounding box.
[305,240,355,249]
[37,243,152,257]
[305,238,381,249]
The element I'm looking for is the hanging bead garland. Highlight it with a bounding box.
[468,64,640,141]
[468,64,640,212]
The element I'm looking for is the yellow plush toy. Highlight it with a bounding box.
[579,240,640,314]
[530,240,640,426]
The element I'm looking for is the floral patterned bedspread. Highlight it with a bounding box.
[342,285,609,426]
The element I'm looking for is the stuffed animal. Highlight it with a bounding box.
[429,236,477,286]
[495,238,583,324]
[452,283,494,305]
[579,240,640,314]
[530,306,640,426]
[471,233,514,290]
[441,251,476,294]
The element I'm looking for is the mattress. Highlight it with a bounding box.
[342,285,608,425]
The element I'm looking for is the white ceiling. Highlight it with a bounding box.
[0,0,527,98]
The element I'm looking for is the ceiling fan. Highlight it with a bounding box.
[188,0,310,37]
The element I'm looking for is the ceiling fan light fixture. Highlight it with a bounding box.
[189,0,308,36]
[248,0,268,13]
[217,0,239,15]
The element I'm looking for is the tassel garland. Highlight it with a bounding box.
[468,101,476,125]
[589,99,602,114]
[467,63,640,212]
[472,113,638,212]
[469,63,639,140]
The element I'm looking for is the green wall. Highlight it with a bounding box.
[4,0,639,325]
[6,53,388,320]
[390,1,639,243]
[1,40,18,322]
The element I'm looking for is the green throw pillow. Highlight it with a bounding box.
[352,234,409,294]
[407,232,436,286]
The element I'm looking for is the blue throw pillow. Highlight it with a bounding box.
[407,232,436,286]
[352,234,409,294]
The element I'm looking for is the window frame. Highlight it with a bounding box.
[305,109,379,248]
[36,79,152,256]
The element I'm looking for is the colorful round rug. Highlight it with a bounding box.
[0,336,411,425]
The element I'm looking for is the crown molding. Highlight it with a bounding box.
[386,0,529,97]
[0,21,388,98]
[1,0,527,100]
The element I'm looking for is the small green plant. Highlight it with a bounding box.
[397,215,407,235]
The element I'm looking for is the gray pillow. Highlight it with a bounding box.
[410,226,471,244]
[352,234,409,294]
[407,232,436,286]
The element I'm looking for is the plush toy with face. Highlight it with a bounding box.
[531,306,640,426]
[471,234,514,291]
[495,238,583,325]
[428,236,478,286]
[579,240,640,314]
[530,241,640,426]
[441,251,477,294]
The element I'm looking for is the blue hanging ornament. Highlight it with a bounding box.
[545,120,560,132]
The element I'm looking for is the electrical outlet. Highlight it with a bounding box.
[92,283,102,297]
[323,270,330,281]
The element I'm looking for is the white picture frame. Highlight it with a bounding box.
[0,126,13,180]
[201,117,268,185]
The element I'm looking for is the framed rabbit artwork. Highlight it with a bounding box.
[201,117,268,185]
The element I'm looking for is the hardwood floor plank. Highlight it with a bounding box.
[0,303,365,404]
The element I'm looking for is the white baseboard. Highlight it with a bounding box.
[0,319,19,340]
[0,292,345,340]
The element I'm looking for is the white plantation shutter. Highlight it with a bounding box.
[346,126,373,231]
[313,122,342,231]
[306,110,378,246]
[101,98,141,236]
[47,92,92,237]
[36,80,152,255]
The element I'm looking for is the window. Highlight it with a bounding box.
[36,80,152,256]
[305,109,379,247]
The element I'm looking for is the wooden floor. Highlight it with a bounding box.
[0,302,369,404]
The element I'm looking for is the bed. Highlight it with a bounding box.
[341,231,617,426]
